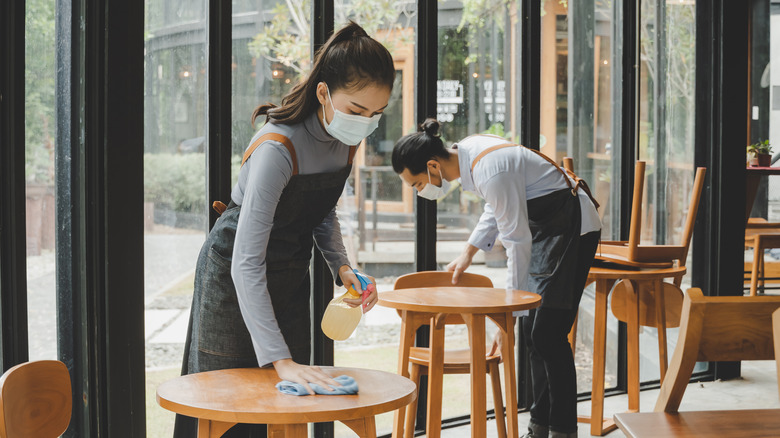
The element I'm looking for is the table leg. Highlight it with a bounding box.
[197,419,234,438]
[654,278,668,384]
[343,416,378,438]
[267,424,307,437]
[751,235,763,296]
[463,313,487,438]
[580,278,618,436]
[626,281,640,413]
[393,310,416,438]
[426,313,446,438]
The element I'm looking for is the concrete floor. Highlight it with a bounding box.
[441,360,780,437]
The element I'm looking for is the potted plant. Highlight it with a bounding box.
[747,140,773,167]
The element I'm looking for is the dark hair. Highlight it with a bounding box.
[251,21,395,127]
[392,118,451,175]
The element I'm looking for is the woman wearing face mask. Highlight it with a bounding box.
[174,22,394,437]
[392,119,601,438]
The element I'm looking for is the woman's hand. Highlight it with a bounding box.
[273,358,340,395]
[339,265,378,313]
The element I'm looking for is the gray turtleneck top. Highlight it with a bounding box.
[230,111,351,367]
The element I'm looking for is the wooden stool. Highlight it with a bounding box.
[157,367,417,438]
[390,271,506,438]
[577,266,686,436]
[744,230,780,296]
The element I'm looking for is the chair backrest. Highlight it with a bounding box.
[675,166,706,268]
[0,360,72,438]
[393,271,493,326]
[604,162,706,265]
[393,271,494,290]
[655,289,780,413]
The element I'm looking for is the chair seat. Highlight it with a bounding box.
[408,347,501,374]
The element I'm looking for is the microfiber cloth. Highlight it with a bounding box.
[275,375,359,396]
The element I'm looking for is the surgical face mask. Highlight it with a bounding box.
[417,166,451,200]
[323,85,382,145]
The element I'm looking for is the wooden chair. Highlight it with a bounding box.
[392,271,506,438]
[744,229,780,296]
[614,288,780,437]
[0,360,72,438]
[773,307,780,402]
[597,162,707,280]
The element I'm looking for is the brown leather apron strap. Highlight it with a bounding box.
[241,133,299,175]
[470,142,600,209]
[214,133,298,216]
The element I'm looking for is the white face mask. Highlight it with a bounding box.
[323,85,382,145]
[417,166,451,200]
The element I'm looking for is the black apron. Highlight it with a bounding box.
[174,133,354,437]
[527,188,582,309]
[471,143,589,309]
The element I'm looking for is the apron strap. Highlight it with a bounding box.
[241,133,299,175]
[215,133,298,216]
[216,135,355,216]
[470,143,600,209]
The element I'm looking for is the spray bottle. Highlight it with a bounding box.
[321,269,374,341]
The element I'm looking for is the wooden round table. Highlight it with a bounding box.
[157,366,417,438]
[378,287,541,438]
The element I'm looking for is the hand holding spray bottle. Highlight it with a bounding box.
[321,269,375,341]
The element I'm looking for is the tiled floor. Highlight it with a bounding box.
[440,360,780,437]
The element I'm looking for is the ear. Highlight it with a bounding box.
[426,160,440,172]
[315,82,328,105]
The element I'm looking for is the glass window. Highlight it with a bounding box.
[331,5,417,437]
[746,1,779,294]
[637,0,696,382]
[26,0,58,362]
[435,0,521,420]
[539,0,621,395]
[144,0,208,435]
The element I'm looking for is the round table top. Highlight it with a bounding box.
[587,265,686,280]
[378,287,541,314]
[156,367,416,425]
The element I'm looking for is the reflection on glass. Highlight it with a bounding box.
[539,0,620,394]
[26,0,57,362]
[637,0,696,383]
[144,0,208,435]
[333,5,417,437]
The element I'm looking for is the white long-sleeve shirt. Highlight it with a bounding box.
[455,135,601,293]
[230,112,352,366]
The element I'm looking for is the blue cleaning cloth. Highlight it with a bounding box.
[275,375,359,396]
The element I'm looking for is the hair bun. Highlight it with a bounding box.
[420,118,441,138]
